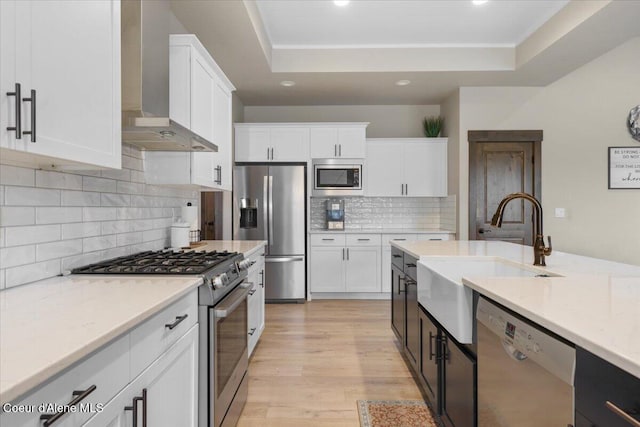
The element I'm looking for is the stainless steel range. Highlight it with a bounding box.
[72,250,254,427]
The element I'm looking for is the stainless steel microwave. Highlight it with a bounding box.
[312,158,364,196]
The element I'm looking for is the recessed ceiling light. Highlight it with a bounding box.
[395,80,411,86]
[280,81,296,87]
[334,0,350,6]
[472,0,488,5]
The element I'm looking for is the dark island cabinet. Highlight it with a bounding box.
[440,333,476,427]
[575,347,640,427]
[420,308,441,411]
[391,263,405,343]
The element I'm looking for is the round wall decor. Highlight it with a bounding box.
[629,105,640,142]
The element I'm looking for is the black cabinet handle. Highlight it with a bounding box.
[40,385,96,426]
[392,254,402,258]
[22,89,36,142]
[214,165,222,184]
[125,388,147,427]
[165,314,188,330]
[322,238,335,241]
[6,83,21,138]
[393,239,406,241]
[259,270,264,288]
[429,332,436,361]
[248,289,256,296]
[605,401,640,427]
[248,327,257,336]
[405,280,417,286]
[357,238,370,241]
[405,263,416,268]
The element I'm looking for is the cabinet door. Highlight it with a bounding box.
[365,141,404,196]
[211,76,232,190]
[235,126,271,162]
[189,47,215,143]
[1,1,17,150]
[144,325,198,427]
[270,127,310,161]
[82,384,133,427]
[403,140,447,197]
[442,334,476,427]
[405,277,419,367]
[15,0,121,169]
[345,246,381,292]
[309,127,339,158]
[338,127,366,158]
[191,152,216,188]
[391,265,405,342]
[419,309,440,410]
[310,246,345,292]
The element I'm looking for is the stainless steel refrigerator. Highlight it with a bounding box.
[233,164,306,301]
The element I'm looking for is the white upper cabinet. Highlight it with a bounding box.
[366,138,448,197]
[309,124,367,159]
[0,0,121,169]
[146,34,235,190]
[234,124,309,162]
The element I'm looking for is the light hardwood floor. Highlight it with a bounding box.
[237,300,423,427]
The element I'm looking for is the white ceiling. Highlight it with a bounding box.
[170,0,640,106]
[255,0,569,47]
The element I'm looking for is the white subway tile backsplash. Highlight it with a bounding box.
[36,207,83,224]
[6,260,61,289]
[83,207,117,221]
[83,176,116,193]
[5,224,61,246]
[101,193,131,207]
[4,187,60,206]
[62,222,102,239]
[36,239,82,261]
[1,207,35,226]
[0,165,35,186]
[61,190,101,207]
[116,232,143,246]
[1,145,197,287]
[83,235,117,252]
[35,170,83,190]
[1,245,36,268]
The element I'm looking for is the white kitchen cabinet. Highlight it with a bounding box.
[310,234,381,293]
[234,124,310,162]
[247,247,266,356]
[83,325,198,427]
[0,0,121,169]
[309,124,368,159]
[366,138,448,197]
[147,34,235,190]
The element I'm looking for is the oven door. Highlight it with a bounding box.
[211,283,250,427]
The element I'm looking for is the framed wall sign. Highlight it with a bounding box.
[608,146,640,189]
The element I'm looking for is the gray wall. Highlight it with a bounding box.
[243,104,440,137]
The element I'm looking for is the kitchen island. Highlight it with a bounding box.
[0,240,265,409]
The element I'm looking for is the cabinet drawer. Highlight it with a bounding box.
[130,289,198,379]
[382,234,418,247]
[575,348,640,427]
[310,234,346,246]
[391,246,404,269]
[404,254,418,281]
[346,234,381,246]
[415,233,452,241]
[0,335,129,427]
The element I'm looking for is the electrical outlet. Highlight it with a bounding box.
[554,208,566,218]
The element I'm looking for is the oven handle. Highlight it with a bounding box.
[214,283,251,318]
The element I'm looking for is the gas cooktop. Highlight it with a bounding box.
[71,250,240,275]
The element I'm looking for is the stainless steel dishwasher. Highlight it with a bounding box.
[476,297,576,427]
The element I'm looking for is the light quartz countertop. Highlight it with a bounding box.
[390,240,640,378]
[0,240,266,405]
[309,229,454,234]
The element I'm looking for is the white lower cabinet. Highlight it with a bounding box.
[310,234,381,293]
[246,246,266,357]
[1,290,199,427]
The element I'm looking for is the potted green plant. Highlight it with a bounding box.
[423,115,445,137]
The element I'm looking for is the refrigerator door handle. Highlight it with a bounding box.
[263,175,269,251]
[265,256,304,263]
[268,175,274,251]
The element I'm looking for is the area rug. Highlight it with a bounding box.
[357,400,439,427]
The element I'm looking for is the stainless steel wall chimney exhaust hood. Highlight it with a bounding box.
[121,0,217,152]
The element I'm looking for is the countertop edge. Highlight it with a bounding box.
[0,277,202,405]
[243,241,267,258]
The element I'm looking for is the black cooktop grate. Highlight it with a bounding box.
[71,250,239,275]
